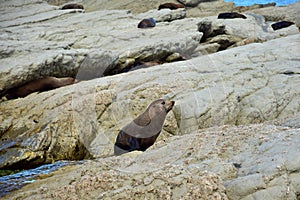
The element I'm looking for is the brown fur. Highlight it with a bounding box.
[218,12,247,19]
[158,3,185,10]
[271,21,295,31]
[5,77,76,100]
[61,4,84,10]
[137,18,156,28]
[114,99,175,156]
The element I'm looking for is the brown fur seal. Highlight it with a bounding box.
[137,18,156,28]
[114,99,175,156]
[61,3,84,10]
[4,77,77,100]
[271,21,295,31]
[158,3,185,10]
[218,12,247,19]
[121,61,163,73]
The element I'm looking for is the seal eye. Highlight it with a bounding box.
[161,101,165,105]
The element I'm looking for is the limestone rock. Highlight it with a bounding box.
[4,122,300,199]
[178,0,216,7]
[187,0,235,18]
[136,8,186,22]
[1,34,299,169]
[251,1,300,28]
[197,13,298,53]
[1,1,300,199]
[0,2,201,93]
[6,158,228,199]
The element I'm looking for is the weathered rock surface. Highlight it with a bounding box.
[0,0,202,93]
[1,33,299,170]
[178,0,216,7]
[1,0,298,95]
[251,1,300,28]
[4,121,300,199]
[136,8,186,22]
[1,1,300,199]
[197,13,298,53]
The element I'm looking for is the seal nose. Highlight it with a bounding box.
[171,101,175,107]
[165,100,175,112]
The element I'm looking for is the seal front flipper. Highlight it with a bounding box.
[114,130,141,155]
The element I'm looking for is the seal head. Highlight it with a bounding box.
[137,18,156,28]
[114,99,175,156]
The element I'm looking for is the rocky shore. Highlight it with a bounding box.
[0,0,299,199]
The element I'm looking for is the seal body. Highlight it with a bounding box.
[121,61,162,73]
[271,21,295,30]
[137,18,156,28]
[61,4,84,10]
[158,3,185,10]
[114,99,175,156]
[218,12,247,19]
[5,77,76,100]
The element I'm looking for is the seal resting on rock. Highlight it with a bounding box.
[4,77,77,100]
[121,61,163,73]
[61,3,84,10]
[158,3,185,10]
[218,12,247,19]
[271,21,295,31]
[137,18,156,28]
[114,99,175,156]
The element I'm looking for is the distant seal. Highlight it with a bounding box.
[114,99,175,156]
[61,3,84,10]
[121,61,163,73]
[271,21,295,31]
[158,3,185,10]
[137,18,156,28]
[4,77,77,100]
[218,12,247,19]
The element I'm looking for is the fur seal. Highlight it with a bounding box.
[4,77,77,100]
[114,99,175,156]
[271,21,295,31]
[121,61,163,73]
[61,3,84,10]
[218,12,247,19]
[137,18,156,28]
[158,3,185,10]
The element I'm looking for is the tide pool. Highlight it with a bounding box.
[224,0,299,6]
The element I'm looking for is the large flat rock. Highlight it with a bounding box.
[4,122,300,199]
[0,34,299,169]
[0,1,200,93]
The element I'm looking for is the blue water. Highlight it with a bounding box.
[224,0,299,6]
[0,161,83,198]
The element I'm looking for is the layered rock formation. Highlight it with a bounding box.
[0,0,300,199]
